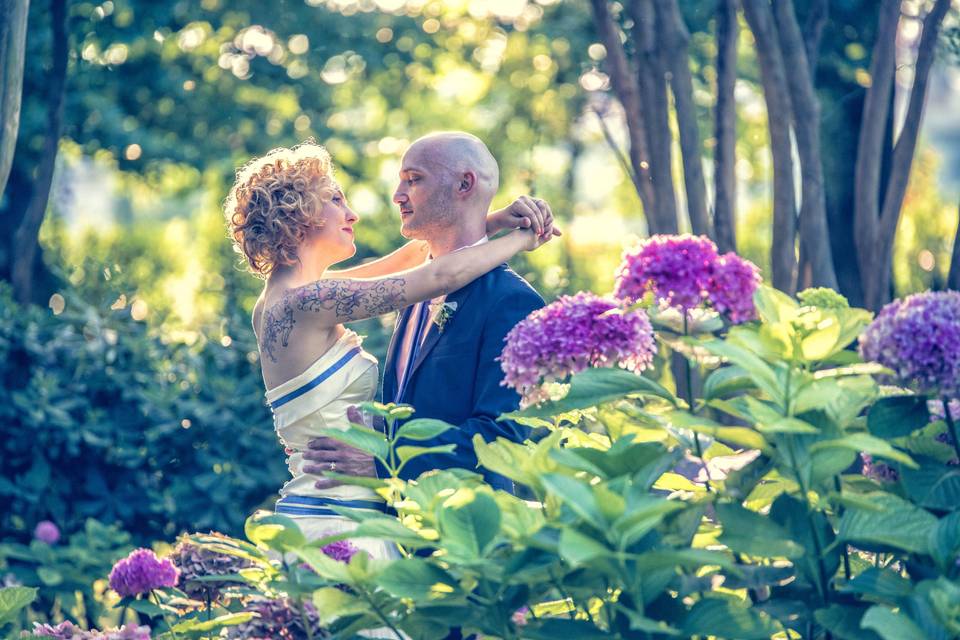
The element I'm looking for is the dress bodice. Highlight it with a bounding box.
[264,329,381,506]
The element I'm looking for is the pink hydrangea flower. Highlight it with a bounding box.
[500,292,657,406]
[108,549,179,598]
[33,520,60,545]
[321,539,360,563]
[709,253,761,323]
[27,621,152,639]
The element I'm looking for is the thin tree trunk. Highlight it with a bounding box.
[853,0,899,310]
[867,0,952,309]
[630,0,679,235]
[0,0,31,200]
[588,0,657,220]
[802,0,828,75]
[713,0,738,254]
[657,0,712,239]
[742,0,798,294]
[949,198,960,291]
[12,0,67,303]
[772,0,838,290]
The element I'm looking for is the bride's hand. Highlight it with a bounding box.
[516,227,555,252]
[487,195,562,238]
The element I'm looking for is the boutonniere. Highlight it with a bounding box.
[430,301,458,333]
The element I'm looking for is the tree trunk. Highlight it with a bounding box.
[11,0,67,304]
[802,0,828,74]
[742,0,798,294]
[630,0,679,235]
[657,0,711,239]
[713,0,738,254]
[771,0,838,290]
[949,198,960,291]
[588,0,657,220]
[0,0,31,200]
[866,0,952,309]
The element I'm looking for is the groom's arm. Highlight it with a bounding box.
[392,284,544,481]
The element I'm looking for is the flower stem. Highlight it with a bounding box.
[943,398,960,462]
[682,312,712,493]
[357,587,405,639]
[832,475,852,582]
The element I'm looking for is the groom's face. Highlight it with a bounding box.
[393,143,456,240]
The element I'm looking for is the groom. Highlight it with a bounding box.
[303,132,551,491]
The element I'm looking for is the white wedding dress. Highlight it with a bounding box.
[265,328,399,560]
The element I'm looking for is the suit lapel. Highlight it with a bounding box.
[408,278,482,379]
[383,305,414,402]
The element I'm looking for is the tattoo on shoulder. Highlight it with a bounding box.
[260,278,407,362]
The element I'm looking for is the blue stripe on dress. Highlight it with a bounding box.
[275,495,388,516]
[269,347,362,410]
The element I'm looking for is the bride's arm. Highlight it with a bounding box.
[326,240,429,278]
[259,229,551,361]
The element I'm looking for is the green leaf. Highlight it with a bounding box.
[723,455,774,500]
[836,493,938,554]
[838,567,912,601]
[394,418,455,441]
[375,558,461,602]
[437,489,501,558]
[860,605,927,640]
[170,612,254,634]
[899,457,960,510]
[800,316,842,361]
[245,511,306,552]
[0,586,37,626]
[815,605,883,640]
[312,587,369,626]
[700,339,783,405]
[293,547,352,583]
[811,433,918,468]
[930,511,960,570]
[127,598,168,618]
[559,526,610,565]
[682,597,780,639]
[522,618,613,639]
[36,566,63,586]
[716,502,805,559]
[754,285,800,324]
[396,444,457,466]
[541,473,606,529]
[316,425,389,461]
[667,410,770,452]
[868,396,931,439]
[503,367,676,420]
[612,496,685,549]
[703,365,756,401]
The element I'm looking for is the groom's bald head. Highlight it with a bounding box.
[406,132,499,206]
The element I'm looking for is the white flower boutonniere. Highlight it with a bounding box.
[431,301,459,333]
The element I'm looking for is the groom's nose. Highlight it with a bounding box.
[393,189,406,204]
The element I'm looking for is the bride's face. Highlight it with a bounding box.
[310,188,359,263]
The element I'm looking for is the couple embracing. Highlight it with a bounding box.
[225,132,558,561]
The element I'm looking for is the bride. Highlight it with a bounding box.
[223,140,554,560]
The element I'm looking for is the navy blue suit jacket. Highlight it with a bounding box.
[377,264,544,492]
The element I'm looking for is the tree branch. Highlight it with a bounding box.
[802,0,828,75]
[0,0,31,200]
[949,198,960,291]
[713,0,738,254]
[12,0,67,303]
[742,0,798,293]
[772,0,838,289]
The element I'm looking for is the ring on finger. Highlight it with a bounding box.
[328,461,337,471]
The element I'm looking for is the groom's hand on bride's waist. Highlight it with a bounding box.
[304,435,377,489]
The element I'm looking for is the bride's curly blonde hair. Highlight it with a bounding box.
[224,141,338,277]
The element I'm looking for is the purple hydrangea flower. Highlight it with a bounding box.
[321,539,360,564]
[226,597,325,640]
[108,549,179,598]
[860,453,899,483]
[33,521,60,545]
[499,292,657,406]
[613,234,761,324]
[170,533,252,602]
[858,291,960,399]
[614,234,718,311]
[26,621,151,639]
[709,253,761,323]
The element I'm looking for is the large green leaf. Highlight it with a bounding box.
[899,457,960,510]
[396,444,457,467]
[811,433,918,468]
[703,365,756,401]
[0,586,37,626]
[375,558,461,602]
[700,339,783,405]
[754,285,800,324]
[522,618,613,639]
[815,605,883,640]
[559,525,610,565]
[437,489,501,558]
[666,410,770,452]
[682,597,781,639]
[836,493,938,554]
[312,587,369,626]
[294,547,352,583]
[715,502,805,559]
[394,419,455,441]
[838,568,913,601]
[611,496,685,549]
[930,511,960,570]
[502,367,676,420]
[244,511,306,552]
[316,425,389,460]
[860,605,927,640]
[868,396,931,439]
[541,473,606,529]
[169,612,255,636]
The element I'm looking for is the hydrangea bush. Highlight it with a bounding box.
[4,236,960,640]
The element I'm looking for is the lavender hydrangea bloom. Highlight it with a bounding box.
[614,234,718,311]
[708,253,762,324]
[321,539,360,563]
[858,291,960,399]
[108,549,179,598]
[26,621,151,639]
[227,597,325,640]
[500,292,657,406]
[170,533,252,602]
[860,453,899,483]
[33,521,60,545]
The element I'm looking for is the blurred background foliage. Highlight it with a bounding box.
[2,0,959,554]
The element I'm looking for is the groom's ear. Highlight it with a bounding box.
[457,171,477,195]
